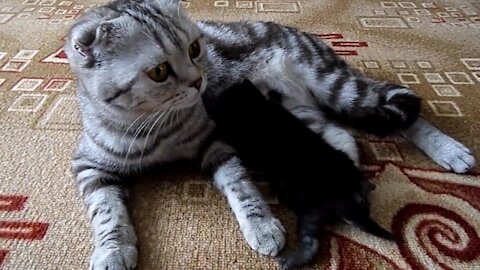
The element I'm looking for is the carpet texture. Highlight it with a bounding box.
[1,0,480,269]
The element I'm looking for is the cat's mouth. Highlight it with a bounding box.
[181,75,207,106]
[129,76,206,113]
[196,74,207,94]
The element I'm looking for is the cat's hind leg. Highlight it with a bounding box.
[401,117,475,173]
[252,36,475,172]
[331,81,475,173]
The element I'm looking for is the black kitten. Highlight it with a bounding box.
[202,80,396,270]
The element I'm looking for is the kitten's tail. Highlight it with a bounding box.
[346,210,396,241]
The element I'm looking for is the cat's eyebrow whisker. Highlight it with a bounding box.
[176,2,181,19]
[140,29,161,50]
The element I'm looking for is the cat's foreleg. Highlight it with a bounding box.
[72,157,137,270]
[202,142,286,256]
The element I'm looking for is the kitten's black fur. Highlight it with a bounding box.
[202,80,396,270]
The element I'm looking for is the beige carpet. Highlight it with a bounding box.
[1,0,480,269]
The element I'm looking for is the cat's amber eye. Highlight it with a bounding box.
[147,63,169,82]
[188,40,201,59]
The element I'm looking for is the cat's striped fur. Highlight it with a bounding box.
[65,0,475,269]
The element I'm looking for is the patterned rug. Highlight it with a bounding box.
[1,0,479,269]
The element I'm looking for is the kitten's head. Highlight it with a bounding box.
[203,80,266,124]
[65,0,207,115]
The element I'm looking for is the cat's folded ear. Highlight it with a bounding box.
[150,0,187,17]
[153,0,181,6]
[64,8,124,69]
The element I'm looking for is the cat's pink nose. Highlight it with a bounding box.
[189,78,203,91]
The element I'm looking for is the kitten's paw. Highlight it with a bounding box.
[277,236,319,270]
[90,244,138,270]
[429,135,475,173]
[277,255,296,270]
[241,216,286,256]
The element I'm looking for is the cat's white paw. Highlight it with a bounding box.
[241,216,286,256]
[90,244,138,270]
[430,137,475,173]
[402,118,476,173]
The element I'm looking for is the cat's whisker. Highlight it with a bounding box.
[167,107,176,132]
[123,109,161,166]
[154,106,175,138]
[138,107,173,164]
[173,109,180,130]
[174,109,180,128]
[121,112,146,143]
[152,108,173,146]
[139,108,175,166]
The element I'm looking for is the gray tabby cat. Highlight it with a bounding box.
[64,0,475,269]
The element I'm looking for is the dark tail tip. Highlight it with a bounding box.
[371,225,397,242]
[330,89,421,137]
[350,215,397,242]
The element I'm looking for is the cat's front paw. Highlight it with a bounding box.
[90,244,138,270]
[241,215,286,256]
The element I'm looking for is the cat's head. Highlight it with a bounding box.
[64,0,206,115]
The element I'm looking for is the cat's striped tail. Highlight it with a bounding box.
[330,84,422,136]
